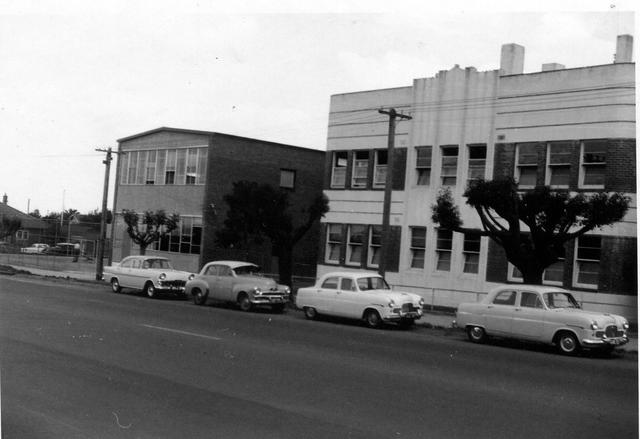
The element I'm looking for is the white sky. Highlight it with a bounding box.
[0,1,636,214]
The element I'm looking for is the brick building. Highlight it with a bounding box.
[111,127,325,277]
[319,35,636,320]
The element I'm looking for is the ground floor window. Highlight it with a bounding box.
[436,229,453,271]
[155,216,202,254]
[573,235,601,289]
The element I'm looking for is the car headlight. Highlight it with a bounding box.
[188,274,195,281]
[623,321,630,330]
[590,321,599,330]
[418,298,425,307]
[388,299,396,308]
[253,287,263,295]
[159,273,167,281]
[283,286,291,295]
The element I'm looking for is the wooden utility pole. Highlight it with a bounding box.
[378,108,411,277]
[95,147,124,281]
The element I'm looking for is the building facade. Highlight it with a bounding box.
[319,35,636,321]
[111,127,325,276]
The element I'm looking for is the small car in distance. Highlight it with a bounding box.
[455,284,630,355]
[296,271,424,328]
[20,243,49,254]
[45,242,76,256]
[185,261,291,312]
[103,255,195,298]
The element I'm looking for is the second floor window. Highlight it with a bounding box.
[515,143,538,187]
[546,142,572,188]
[440,146,458,186]
[331,152,348,188]
[373,150,388,187]
[580,140,606,188]
[467,145,486,184]
[352,151,369,188]
[280,169,296,189]
[415,146,432,185]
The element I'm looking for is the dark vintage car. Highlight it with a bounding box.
[185,261,291,312]
[45,243,76,256]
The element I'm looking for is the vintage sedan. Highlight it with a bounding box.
[455,284,630,355]
[20,243,49,254]
[186,261,291,312]
[103,255,195,298]
[296,272,424,328]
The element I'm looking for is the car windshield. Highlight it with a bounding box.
[233,265,263,276]
[145,259,172,269]
[543,292,581,309]
[357,276,390,291]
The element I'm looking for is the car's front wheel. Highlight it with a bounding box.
[238,293,252,312]
[144,282,156,299]
[111,278,121,293]
[556,331,581,355]
[467,325,487,343]
[364,310,383,329]
[304,307,318,320]
[192,288,207,305]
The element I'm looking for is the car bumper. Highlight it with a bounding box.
[581,335,629,348]
[383,309,423,321]
[156,285,187,294]
[251,295,289,305]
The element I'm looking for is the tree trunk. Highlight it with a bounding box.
[139,244,147,255]
[277,246,294,289]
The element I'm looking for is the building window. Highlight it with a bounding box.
[145,150,156,184]
[573,235,601,288]
[352,151,369,188]
[415,146,432,185]
[176,149,187,184]
[279,169,296,189]
[165,149,177,185]
[515,143,538,187]
[543,259,565,285]
[16,230,29,240]
[127,151,138,184]
[440,146,458,186]
[325,224,343,263]
[409,227,426,269]
[136,150,146,185]
[546,142,573,188]
[462,233,481,274]
[467,144,486,184]
[373,150,388,188]
[331,152,348,188]
[346,224,366,265]
[153,216,202,254]
[185,148,198,185]
[368,226,382,267]
[196,148,208,185]
[580,140,606,188]
[436,229,453,271]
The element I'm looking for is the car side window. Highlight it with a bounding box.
[205,265,218,276]
[321,277,339,290]
[142,260,150,269]
[493,290,516,306]
[219,266,233,277]
[132,259,141,269]
[121,259,133,268]
[340,278,355,291]
[520,292,543,308]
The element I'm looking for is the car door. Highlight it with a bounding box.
[511,291,546,340]
[118,258,135,287]
[201,265,219,297]
[216,265,235,301]
[315,276,340,314]
[333,277,361,318]
[483,289,517,335]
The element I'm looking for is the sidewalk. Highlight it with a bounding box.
[2,262,636,354]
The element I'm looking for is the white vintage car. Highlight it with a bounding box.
[455,284,630,355]
[185,261,291,312]
[20,243,49,254]
[296,271,424,328]
[104,256,195,298]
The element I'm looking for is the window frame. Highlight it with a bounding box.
[373,149,388,188]
[545,142,573,188]
[572,235,601,289]
[515,143,538,188]
[346,224,366,266]
[351,150,369,188]
[409,226,426,269]
[330,151,348,188]
[415,146,432,186]
[462,233,481,274]
[579,140,607,189]
[368,225,382,268]
[325,224,343,264]
[440,145,459,186]
[435,228,453,271]
[467,144,486,184]
[280,169,296,189]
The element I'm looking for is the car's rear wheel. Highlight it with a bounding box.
[238,293,252,312]
[304,307,318,320]
[144,282,156,299]
[364,310,383,329]
[110,278,121,293]
[556,331,581,355]
[467,325,487,343]
[192,288,207,305]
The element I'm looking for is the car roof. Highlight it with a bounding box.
[203,260,259,269]
[122,255,169,261]
[489,284,569,294]
[320,271,381,279]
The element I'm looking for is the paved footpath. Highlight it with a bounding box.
[1,263,636,354]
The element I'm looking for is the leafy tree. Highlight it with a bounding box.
[29,209,42,218]
[80,209,113,225]
[0,217,21,240]
[432,178,630,284]
[216,180,329,287]
[122,209,180,255]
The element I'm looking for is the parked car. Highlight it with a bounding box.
[455,284,630,355]
[20,243,49,254]
[296,271,425,328]
[103,255,195,298]
[45,242,76,256]
[185,261,291,312]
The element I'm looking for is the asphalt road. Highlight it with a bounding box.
[1,275,638,439]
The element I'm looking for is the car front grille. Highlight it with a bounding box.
[605,325,624,338]
[161,280,186,287]
[401,303,417,313]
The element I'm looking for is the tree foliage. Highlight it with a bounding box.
[122,209,180,255]
[0,217,22,240]
[432,178,630,284]
[216,180,329,286]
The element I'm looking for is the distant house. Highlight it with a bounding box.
[110,127,326,276]
[0,194,48,246]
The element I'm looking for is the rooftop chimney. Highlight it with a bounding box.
[542,63,565,71]
[2,194,7,204]
[500,43,525,75]
[614,34,633,63]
